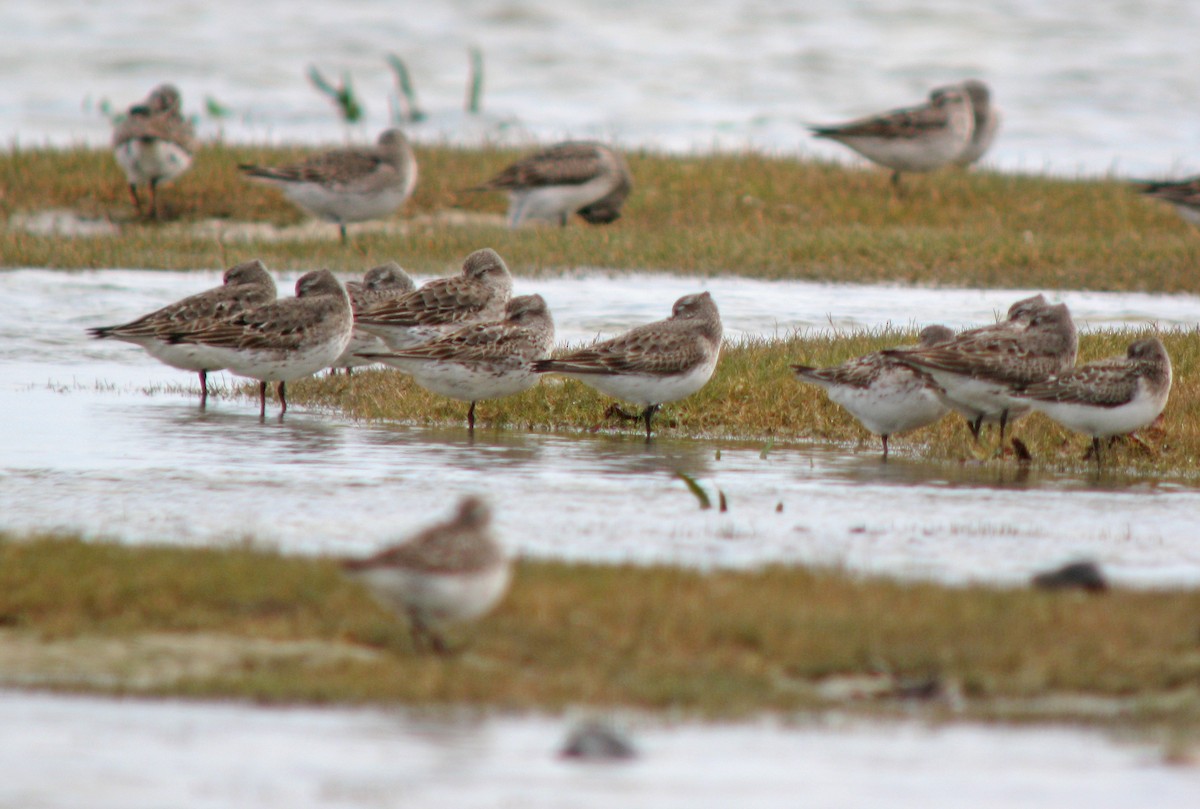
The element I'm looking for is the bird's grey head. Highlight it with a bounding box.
[147,84,182,114]
[454,496,491,529]
[928,86,968,108]
[223,259,274,290]
[918,324,955,346]
[506,294,551,324]
[958,79,991,109]
[462,248,512,287]
[295,269,343,298]
[363,262,413,291]
[671,291,720,322]
[1005,294,1048,324]
[1128,337,1168,363]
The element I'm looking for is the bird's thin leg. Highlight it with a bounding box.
[278,381,288,415]
[258,381,268,418]
[967,415,983,442]
[881,434,890,461]
[467,401,476,431]
[149,178,161,221]
[339,223,348,245]
[198,369,208,408]
[641,404,660,440]
[127,184,142,217]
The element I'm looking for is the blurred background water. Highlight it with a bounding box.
[3,0,1198,177]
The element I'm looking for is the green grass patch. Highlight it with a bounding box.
[3,534,1200,733]
[283,327,1200,478]
[2,143,1197,290]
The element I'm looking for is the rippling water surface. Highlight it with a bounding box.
[5,1,1200,176]
[4,269,1200,586]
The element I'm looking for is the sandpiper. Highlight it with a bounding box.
[355,248,513,350]
[811,84,975,188]
[469,141,633,228]
[87,260,277,406]
[166,269,353,416]
[239,129,418,243]
[793,325,955,460]
[1015,337,1172,466]
[939,79,1000,167]
[885,299,1077,444]
[342,496,510,654]
[334,262,417,373]
[533,292,722,439]
[1137,176,1200,227]
[360,294,554,430]
[112,83,196,220]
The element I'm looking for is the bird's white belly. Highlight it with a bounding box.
[114,139,192,184]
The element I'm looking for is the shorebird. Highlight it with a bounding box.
[533,292,723,439]
[793,325,955,460]
[239,129,418,243]
[1014,337,1172,467]
[885,299,1077,445]
[939,79,1000,167]
[112,83,196,220]
[1137,176,1200,227]
[87,260,277,406]
[166,269,353,417]
[342,496,510,654]
[334,262,416,373]
[360,294,554,430]
[469,141,633,228]
[811,84,975,188]
[355,248,513,350]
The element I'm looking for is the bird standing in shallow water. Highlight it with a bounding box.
[533,292,722,439]
[359,294,555,431]
[166,269,353,417]
[87,260,277,407]
[793,324,955,460]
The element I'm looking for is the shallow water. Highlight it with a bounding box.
[5,691,1198,809]
[4,1,1200,177]
[4,269,1200,586]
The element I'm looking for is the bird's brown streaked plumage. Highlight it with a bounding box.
[792,325,954,459]
[470,141,633,227]
[166,269,353,416]
[1016,337,1172,466]
[534,292,722,438]
[335,262,418,373]
[239,129,418,243]
[359,294,555,429]
[355,248,514,349]
[112,83,197,220]
[87,260,277,405]
[342,496,510,654]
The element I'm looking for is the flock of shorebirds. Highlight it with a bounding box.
[96,79,1182,651]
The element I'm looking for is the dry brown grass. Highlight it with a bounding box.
[284,327,1200,477]
[2,144,1197,291]
[3,534,1200,730]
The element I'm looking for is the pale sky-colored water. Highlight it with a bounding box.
[3,0,1199,176]
[5,270,1200,587]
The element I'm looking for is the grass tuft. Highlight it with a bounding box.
[3,534,1200,732]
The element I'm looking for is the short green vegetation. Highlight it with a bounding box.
[2,535,1200,737]
[6,146,1200,742]
[284,327,1200,478]
[1,144,1196,291]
